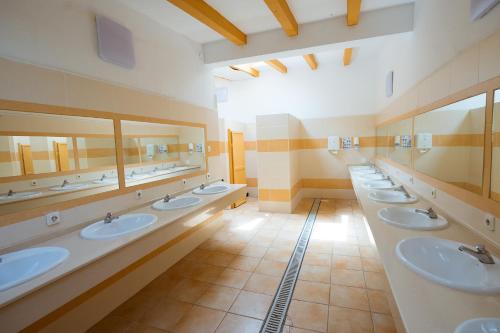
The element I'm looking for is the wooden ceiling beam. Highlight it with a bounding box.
[229,65,260,78]
[343,48,353,66]
[264,0,298,37]
[168,0,247,45]
[346,0,361,26]
[303,54,318,70]
[265,59,287,74]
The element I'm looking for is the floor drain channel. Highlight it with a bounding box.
[259,199,322,333]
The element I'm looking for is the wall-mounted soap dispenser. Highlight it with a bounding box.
[328,136,340,154]
[415,133,432,153]
[353,136,360,149]
[188,143,194,154]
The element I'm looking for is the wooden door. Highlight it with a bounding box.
[19,144,34,175]
[228,129,247,208]
[55,142,70,171]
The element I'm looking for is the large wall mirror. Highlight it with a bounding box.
[387,118,413,167]
[0,110,118,215]
[120,120,206,187]
[491,89,500,202]
[414,93,486,194]
[375,124,389,158]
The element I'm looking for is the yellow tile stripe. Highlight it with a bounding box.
[258,178,353,201]
[492,133,500,147]
[247,177,258,187]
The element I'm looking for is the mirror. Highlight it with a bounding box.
[120,120,206,187]
[414,93,486,194]
[375,124,389,158]
[0,110,118,215]
[491,89,500,202]
[387,118,413,167]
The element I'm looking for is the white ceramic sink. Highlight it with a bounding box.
[378,207,448,230]
[352,169,379,175]
[363,180,399,190]
[0,247,69,291]
[93,177,118,185]
[80,213,157,240]
[0,191,42,200]
[351,165,374,171]
[50,183,89,191]
[193,184,230,195]
[152,196,202,210]
[359,173,386,181]
[368,190,418,204]
[455,318,500,333]
[396,237,500,294]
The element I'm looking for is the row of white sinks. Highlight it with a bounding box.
[0,183,230,293]
[351,166,500,333]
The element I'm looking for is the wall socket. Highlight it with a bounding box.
[206,173,211,179]
[431,188,437,199]
[485,214,496,232]
[409,176,414,184]
[31,180,37,186]
[135,190,143,199]
[182,179,187,185]
[46,212,61,226]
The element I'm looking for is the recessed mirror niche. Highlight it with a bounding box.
[0,110,118,215]
[120,120,206,187]
[414,93,486,194]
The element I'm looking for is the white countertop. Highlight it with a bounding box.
[0,183,245,308]
[349,167,500,333]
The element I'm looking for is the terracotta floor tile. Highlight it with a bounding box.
[303,252,331,267]
[195,285,240,311]
[229,290,273,320]
[328,306,373,333]
[372,313,397,333]
[215,268,252,289]
[298,264,331,284]
[364,272,389,291]
[218,240,248,255]
[271,238,298,250]
[255,259,288,277]
[172,305,225,333]
[333,244,360,257]
[111,291,160,321]
[228,255,261,272]
[361,258,384,273]
[139,298,193,331]
[264,247,294,263]
[240,245,269,258]
[190,264,225,284]
[367,290,391,314]
[307,240,334,254]
[87,315,134,333]
[330,285,369,311]
[332,255,362,271]
[244,273,280,296]
[215,313,262,333]
[203,251,236,267]
[359,246,380,259]
[287,300,328,332]
[293,280,330,304]
[169,278,211,303]
[331,269,366,288]
[128,323,170,333]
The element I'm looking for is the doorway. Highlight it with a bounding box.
[227,129,247,208]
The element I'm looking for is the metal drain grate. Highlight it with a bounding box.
[259,199,321,333]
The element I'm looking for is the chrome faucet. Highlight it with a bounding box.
[100,174,106,181]
[415,207,438,219]
[61,179,69,188]
[7,189,14,197]
[382,176,395,185]
[459,244,495,264]
[200,183,206,190]
[103,212,119,224]
[163,194,172,202]
[394,185,411,198]
[130,170,136,177]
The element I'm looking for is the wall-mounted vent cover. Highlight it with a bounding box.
[96,15,135,69]
[386,70,394,98]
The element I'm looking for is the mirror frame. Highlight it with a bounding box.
[375,75,500,217]
[0,99,208,226]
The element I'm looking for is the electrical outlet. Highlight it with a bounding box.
[206,173,211,179]
[409,176,414,184]
[31,180,37,186]
[182,179,187,185]
[46,212,60,226]
[485,214,496,232]
[135,190,143,199]
[76,174,81,179]
[431,188,437,199]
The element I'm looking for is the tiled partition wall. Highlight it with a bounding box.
[375,29,500,247]
[0,57,226,248]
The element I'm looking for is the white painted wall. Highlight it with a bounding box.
[0,0,215,110]
[375,0,500,110]
[216,57,379,123]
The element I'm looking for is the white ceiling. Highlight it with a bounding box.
[119,0,414,44]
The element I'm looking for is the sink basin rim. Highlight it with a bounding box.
[49,183,89,191]
[0,246,70,291]
[363,180,399,190]
[152,196,202,211]
[377,207,448,230]
[192,184,230,195]
[396,237,500,294]
[454,318,500,333]
[80,213,158,240]
[368,190,418,204]
[0,191,42,200]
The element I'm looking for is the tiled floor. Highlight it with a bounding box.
[89,198,398,333]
